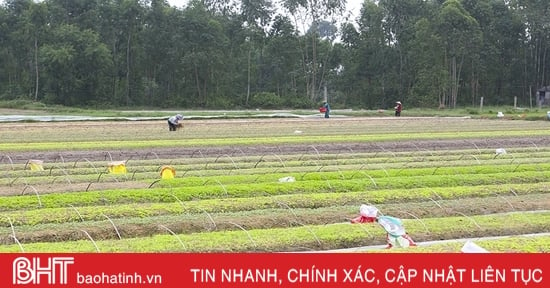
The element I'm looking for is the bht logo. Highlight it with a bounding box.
[12,256,74,285]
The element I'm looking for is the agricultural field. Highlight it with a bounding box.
[1,114,550,252]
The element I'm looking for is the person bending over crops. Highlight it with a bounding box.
[168,114,183,131]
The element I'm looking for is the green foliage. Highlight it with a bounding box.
[1,116,550,252]
[1,212,549,252]
[249,92,282,108]
[204,96,239,109]
[1,0,548,110]
[285,94,314,109]
[0,99,47,109]
[2,180,549,227]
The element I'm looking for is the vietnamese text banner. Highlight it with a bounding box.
[1,253,548,287]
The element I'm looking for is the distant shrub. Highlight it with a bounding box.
[0,99,46,109]
[466,108,479,115]
[286,96,313,109]
[206,96,236,109]
[249,92,282,109]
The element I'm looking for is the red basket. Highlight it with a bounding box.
[319,107,327,113]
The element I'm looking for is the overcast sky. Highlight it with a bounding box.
[0,0,363,20]
[166,0,363,19]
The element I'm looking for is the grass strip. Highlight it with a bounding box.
[3,170,550,211]
[1,182,549,226]
[1,211,548,252]
[2,130,550,151]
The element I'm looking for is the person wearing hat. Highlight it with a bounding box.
[167,114,184,131]
[394,101,402,117]
[322,101,330,118]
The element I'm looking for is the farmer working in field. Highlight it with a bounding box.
[394,101,402,117]
[167,113,183,131]
[322,101,330,118]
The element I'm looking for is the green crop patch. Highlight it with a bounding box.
[1,116,549,252]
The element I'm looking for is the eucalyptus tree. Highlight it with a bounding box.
[0,7,8,97]
[461,0,526,106]
[19,2,49,101]
[485,1,526,106]
[1,0,35,99]
[336,21,360,105]
[262,15,304,103]
[93,0,146,107]
[339,0,435,108]
[239,0,274,106]
[436,0,481,108]
[38,0,129,107]
[280,0,345,102]
[43,0,96,28]
[341,0,395,108]
[202,0,239,15]
[378,0,429,105]
[142,0,182,107]
[202,7,251,108]
[306,20,340,104]
[409,17,447,107]
[509,0,550,103]
[180,1,230,107]
[39,24,112,106]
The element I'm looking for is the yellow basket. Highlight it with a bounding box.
[160,166,176,179]
[28,159,44,171]
[108,161,127,174]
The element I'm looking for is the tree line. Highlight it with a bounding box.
[1,0,549,110]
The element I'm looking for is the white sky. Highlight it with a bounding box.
[0,0,363,21]
[166,0,363,19]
